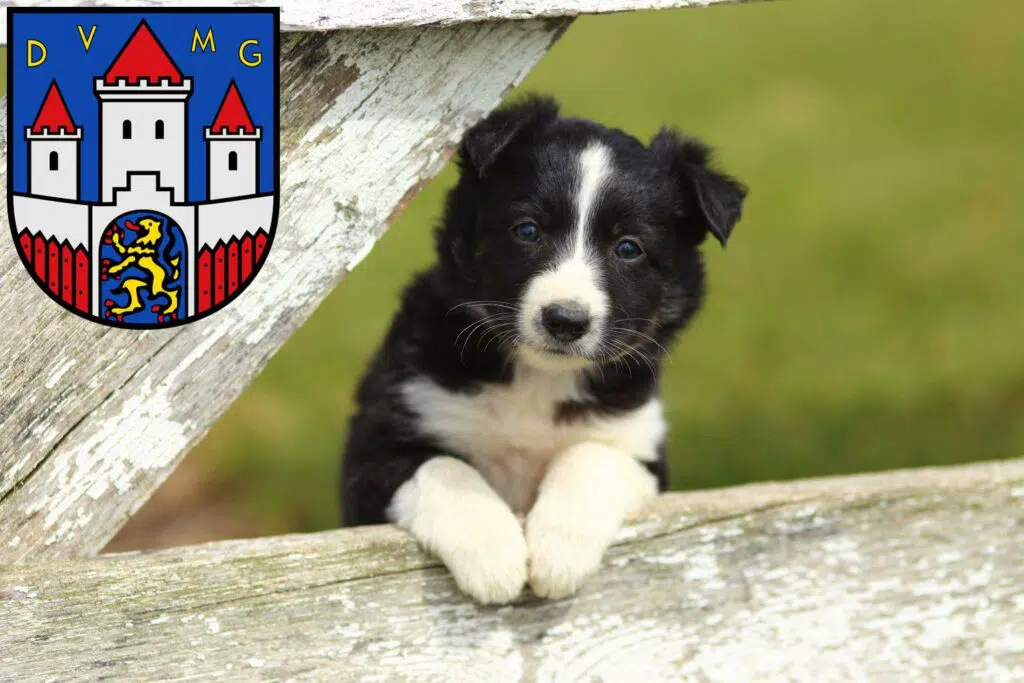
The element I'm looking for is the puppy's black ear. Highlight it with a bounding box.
[650,128,747,247]
[460,95,559,177]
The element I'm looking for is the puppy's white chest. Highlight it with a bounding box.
[401,367,664,512]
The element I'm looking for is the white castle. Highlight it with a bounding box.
[12,20,274,320]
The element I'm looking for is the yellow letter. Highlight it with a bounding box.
[239,39,262,67]
[27,39,46,67]
[192,27,215,53]
[77,25,97,52]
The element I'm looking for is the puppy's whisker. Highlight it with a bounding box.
[457,318,500,362]
[480,321,520,353]
[609,326,671,360]
[492,331,522,354]
[611,317,658,326]
[602,336,656,375]
[475,323,511,354]
[607,341,642,376]
[447,300,520,317]
[461,313,520,363]
[454,312,507,348]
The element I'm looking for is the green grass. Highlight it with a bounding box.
[10,0,1024,535]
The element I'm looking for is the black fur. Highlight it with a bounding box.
[341,95,746,526]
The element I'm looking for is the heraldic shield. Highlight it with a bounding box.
[7,8,279,328]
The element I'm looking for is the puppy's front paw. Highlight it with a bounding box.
[525,514,607,600]
[441,509,528,605]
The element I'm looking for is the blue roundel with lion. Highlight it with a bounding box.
[100,211,187,325]
[7,8,279,328]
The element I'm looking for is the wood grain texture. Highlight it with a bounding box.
[0,0,742,42]
[0,19,570,563]
[1,460,1022,682]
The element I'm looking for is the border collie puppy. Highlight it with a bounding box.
[341,96,746,604]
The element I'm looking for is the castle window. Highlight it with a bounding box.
[48,150,59,171]
[228,151,238,171]
[155,120,165,139]
[122,120,132,139]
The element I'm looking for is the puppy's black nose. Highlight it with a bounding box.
[541,301,591,342]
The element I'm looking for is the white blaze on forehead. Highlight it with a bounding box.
[570,143,613,258]
[519,142,613,362]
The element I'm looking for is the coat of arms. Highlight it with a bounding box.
[7,8,279,327]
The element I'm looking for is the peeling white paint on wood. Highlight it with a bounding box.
[0,0,741,43]
[0,461,1022,681]
[0,19,570,562]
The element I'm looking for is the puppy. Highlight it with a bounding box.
[341,96,746,604]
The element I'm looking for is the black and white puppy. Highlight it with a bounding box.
[341,96,746,604]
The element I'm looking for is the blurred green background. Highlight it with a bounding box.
[7,0,1024,546]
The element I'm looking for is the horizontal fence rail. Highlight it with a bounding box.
[1,461,1022,681]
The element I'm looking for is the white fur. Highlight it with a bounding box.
[526,441,658,598]
[401,365,665,513]
[571,143,613,256]
[389,456,528,604]
[519,144,613,365]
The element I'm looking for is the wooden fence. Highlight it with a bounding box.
[3,461,1022,679]
[1,1,1021,680]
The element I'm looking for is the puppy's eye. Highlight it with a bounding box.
[613,238,644,261]
[511,221,541,244]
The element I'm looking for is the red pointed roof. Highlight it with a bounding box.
[103,20,183,86]
[30,81,78,134]
[209,81,257,134]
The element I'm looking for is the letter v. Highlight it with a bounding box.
[77,25,97,52]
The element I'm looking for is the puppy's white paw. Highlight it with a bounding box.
[525,514,607,600]
[389,457,528,605]
[443,512,528,605]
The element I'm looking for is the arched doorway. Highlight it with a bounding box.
[99,210,188,324]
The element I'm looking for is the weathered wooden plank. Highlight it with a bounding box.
[2,461,1022,681]
[0,19,570,563]
[0,0,740,42]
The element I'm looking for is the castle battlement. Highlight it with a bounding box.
[204,126,262,140]
[94,76,193,100]
[24,126,83,140]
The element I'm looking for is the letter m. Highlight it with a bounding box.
[192,27,215,53]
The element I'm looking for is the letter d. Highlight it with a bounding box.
[27,39,47,67]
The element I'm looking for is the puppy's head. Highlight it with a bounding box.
[441,96,747,372]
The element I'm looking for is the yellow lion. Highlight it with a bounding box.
[107,217,180,316]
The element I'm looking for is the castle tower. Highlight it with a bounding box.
[204,81,261,200]
[94,20,192,203]
[25,80,82,200]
